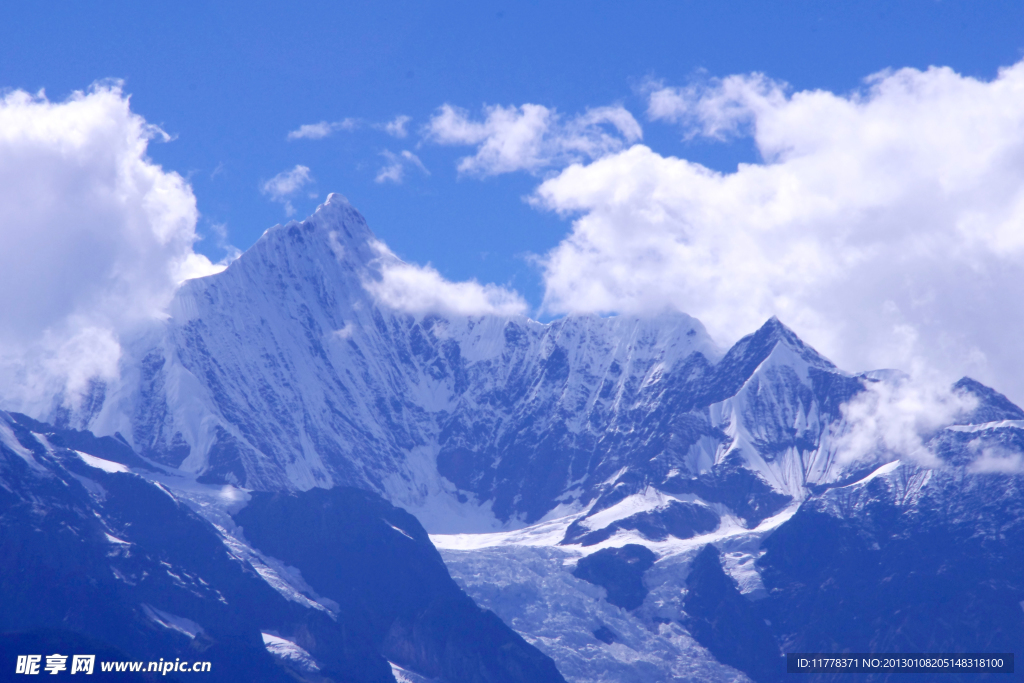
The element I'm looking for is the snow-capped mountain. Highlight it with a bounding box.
[11,194,1024,683]
[65,194,872,536]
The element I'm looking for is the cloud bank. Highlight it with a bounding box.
[0,83,222,411]
[534,62,1024,402]
[425,103,642,176]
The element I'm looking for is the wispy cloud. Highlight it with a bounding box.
[967,446,1024,474]
[207,221,242,265]
[286,119,358,140]
[287,115,413,141]
[644,73,786,140]
[260,164,313,215]
[834,374,977,469]
[380,115,411,138]
[375,150,429,184]
[424,103,642,176]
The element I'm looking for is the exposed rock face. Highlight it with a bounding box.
[0,410,563,683]
[0,411,371,682]
[234,488,566,683]
[683,545,782,683]
[756,464,1024,683]
[571,545,656,611]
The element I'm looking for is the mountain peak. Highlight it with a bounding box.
[701,316,838,405]
[223,193,384,292]
[951,376,1024,424]
[324,192,350,206]
[741,316,834,369]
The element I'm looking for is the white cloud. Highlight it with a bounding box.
[645,73,786,140]
[288,116,410,140]
[363,240,527,317]
[425,103,642,176]
[381,115,411,138]
[332,323,354,341]
[0,83,221,412]
[534,61,1024,403]
[375,150,428,184]
[967,446,1024,474]
[208,221,242,264]
[286,118,358,140]
[260,164,313,216]
[834,373,977,469]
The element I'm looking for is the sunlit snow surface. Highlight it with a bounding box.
[262,632,320,673]
[75,450,130,473]
[143,604,204,639]
[390,662,437,683]
[432,501,799,683]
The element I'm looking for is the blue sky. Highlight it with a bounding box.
[5,1,1024,404]
[3,0,1021,305]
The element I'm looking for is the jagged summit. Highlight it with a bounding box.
[952,376,1024,424]
[704,316,838,403]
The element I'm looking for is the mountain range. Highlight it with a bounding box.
[2,194,1021,682]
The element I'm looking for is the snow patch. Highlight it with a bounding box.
[432,514,577,551]
[841,460,902,488]
[75,451,130,474]
[141,604,203,639]
[0,422,46,472]
[946,419,1024,433]
[387,522,414,540]
[579,489,713,533]
[390,662,437,683]
[262,633,320,673]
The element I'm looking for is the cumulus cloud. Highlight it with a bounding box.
[533,61,1024,402]
[363,240,527,317]
[260,164,313,215]
[834,373,977,469]
[0,83,222,412]
[425,103,642,176]
[286,118,358,140]
[375,150,428,184]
